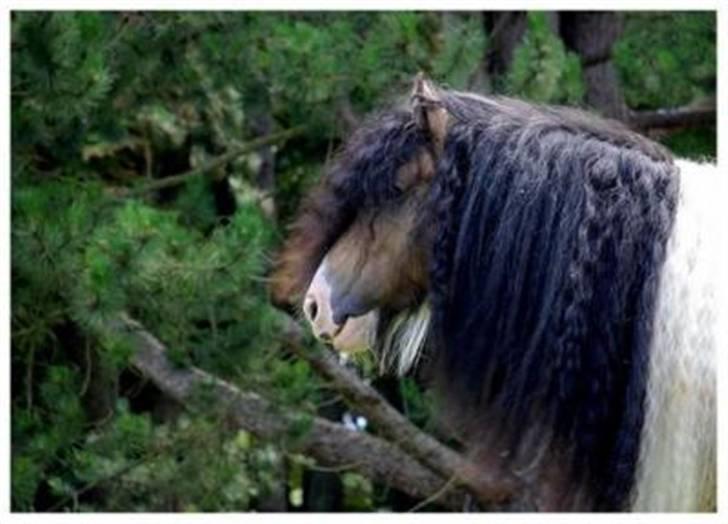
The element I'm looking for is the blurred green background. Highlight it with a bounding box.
[11,11,716,512]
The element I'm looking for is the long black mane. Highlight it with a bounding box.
[290,89,680,509]
[426,92,679,509]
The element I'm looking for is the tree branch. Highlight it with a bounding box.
[277,315,522,509]
[116,126,307,198]
[629,105,716,133]
[111,314,470,511]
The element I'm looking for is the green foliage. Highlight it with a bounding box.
[399,377,436,431]
[12,366,86,510]
[505,12,585,105]
[660,127,716,162]
[614,12,716,159]
[432,15,487,89]
[45,402,282,511]
[614,12,716,110]
[12,13,115,164]
[11,11,715,512]
[342,472,374,511]
[11,171,300,510]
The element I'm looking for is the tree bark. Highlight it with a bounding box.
[110,314,471,511]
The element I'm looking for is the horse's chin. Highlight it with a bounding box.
[331,311,378,354]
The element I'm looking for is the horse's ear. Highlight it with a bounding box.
[411,73,449,152]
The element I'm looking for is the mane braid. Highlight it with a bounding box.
[429,93,679,510]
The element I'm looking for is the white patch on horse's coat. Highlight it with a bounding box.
[632,159,719,511]
[379,301,431,375]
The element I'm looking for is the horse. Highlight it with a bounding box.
[270,75,719,512]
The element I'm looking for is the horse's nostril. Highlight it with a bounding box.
[305,297,318,322]
[319,331,332,342]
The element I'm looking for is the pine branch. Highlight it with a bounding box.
[110,314,471,511]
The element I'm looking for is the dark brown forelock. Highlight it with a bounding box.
[270,109,429,308]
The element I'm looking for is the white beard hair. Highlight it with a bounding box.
[378,301,431,376]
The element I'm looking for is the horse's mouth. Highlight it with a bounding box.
[330,311,378,354]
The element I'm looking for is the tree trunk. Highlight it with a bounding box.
[558,12,628,120]
[481,12,528,91]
